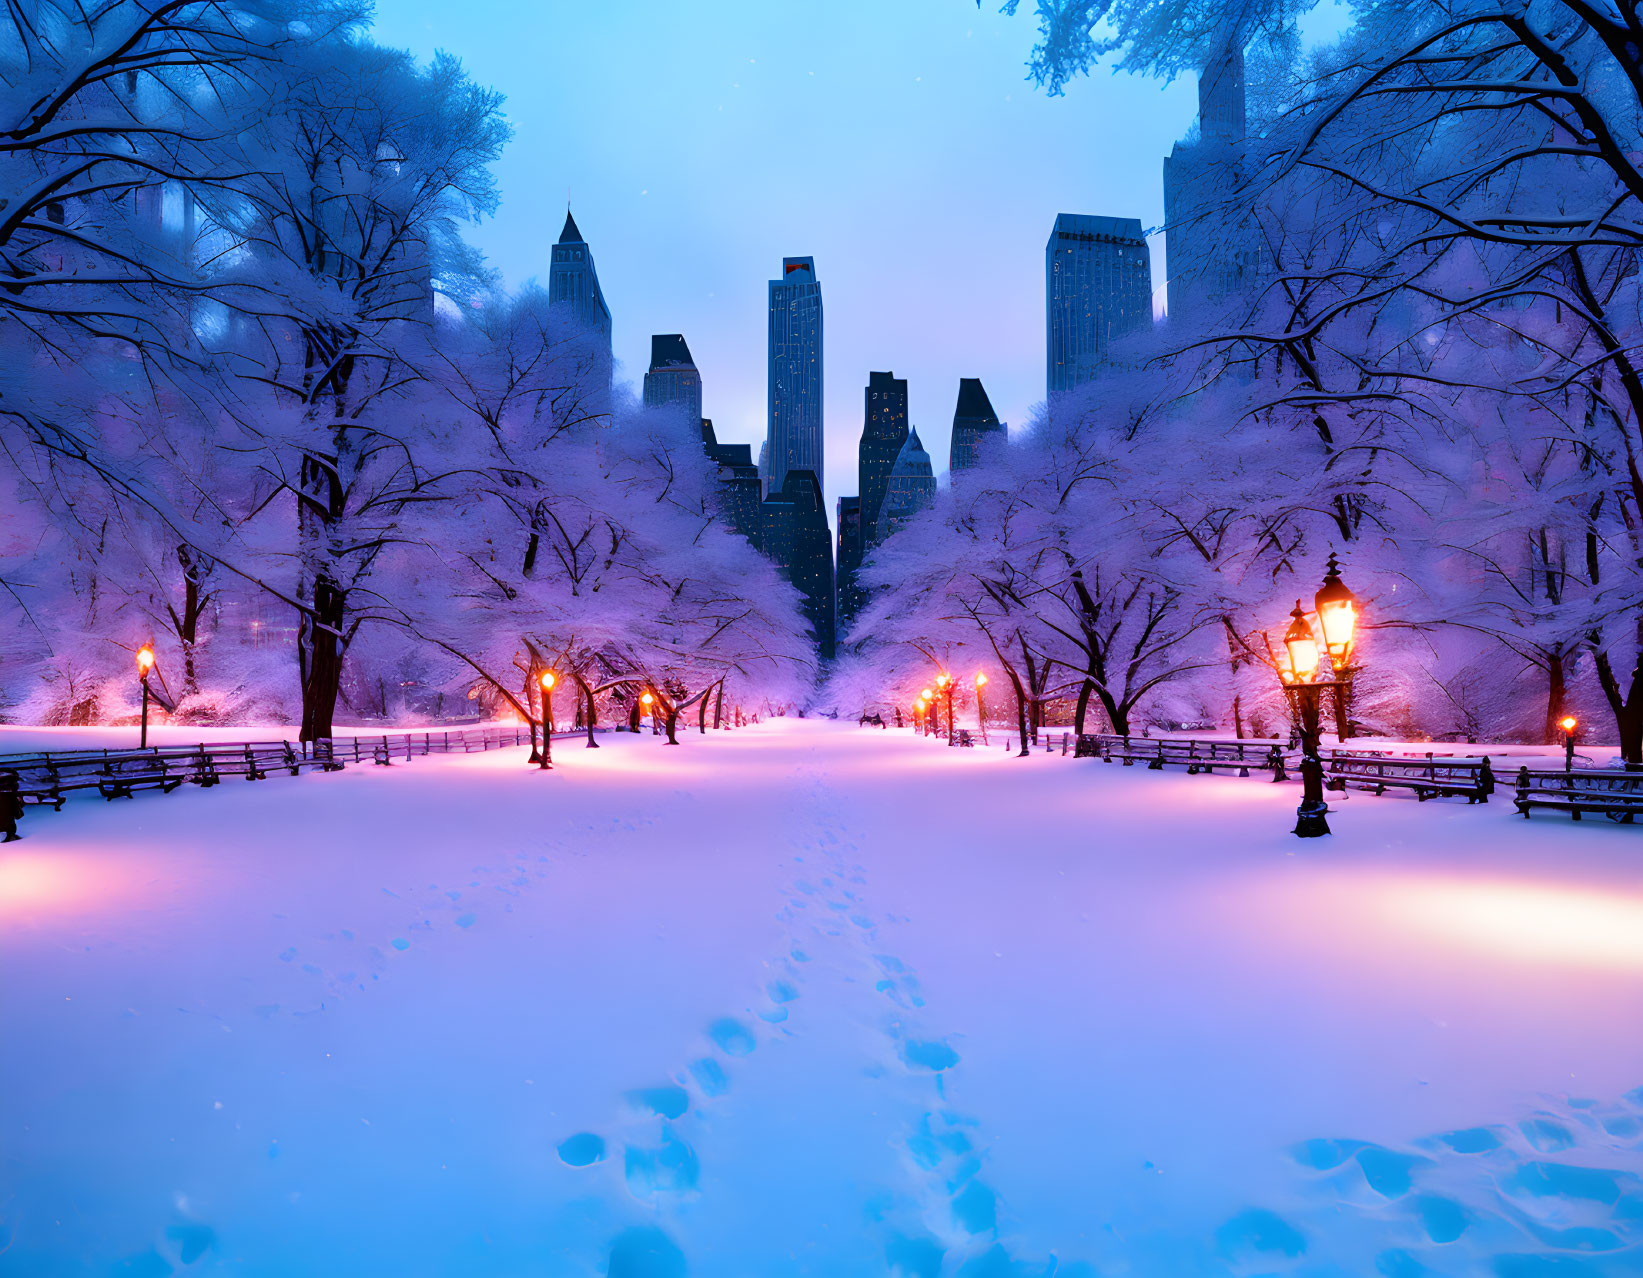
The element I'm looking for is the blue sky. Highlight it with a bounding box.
[368,0,1224,506]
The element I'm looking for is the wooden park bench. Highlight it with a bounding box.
[956,729,974,747]
[1089,734,1289,780]
[1514,767,1643,823]
[858,712,887,728]
[1324,752,1495,803]
[96,751,186,800]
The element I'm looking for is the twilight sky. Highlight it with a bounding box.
[367,0,1335,509]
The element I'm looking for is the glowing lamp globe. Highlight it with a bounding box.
[1313,554,1361,669]
[920,687,934,702]
[641,691,655,706]
[540,671,557,691]
[1282,603,1320,685]
[936,673,951,689]
[136,645,156,676]
[974,672,988,687]
[1561,715,1577,734]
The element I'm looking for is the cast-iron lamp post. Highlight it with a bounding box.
[136,644,156,749]
[1561,714,1578,771]
[919,687,936,737]
[974,672,989,745]
[538,670,557,770]
[1275,559,1363,839]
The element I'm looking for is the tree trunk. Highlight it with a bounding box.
[1594,638,1643,767]
[176,544,207,694]
[1543,650,1568,745]
[1074,678,1094,735]
[714,681,725,729]
[574,673,599,748]
[665,709,680,745]
[298,576,345,742]
[1008,668,1030,758]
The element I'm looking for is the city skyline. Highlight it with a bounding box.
[362,0,1204,508]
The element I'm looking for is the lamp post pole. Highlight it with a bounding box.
[919,687,935,738]
[975,673,989,745]
[1289,679,1333,837]
[539,671,557,770]
[136,645,156,749]
[1561,715,1578,771]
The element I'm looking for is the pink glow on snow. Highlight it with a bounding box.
[1222,866,1643,974]
[0,848,160,923]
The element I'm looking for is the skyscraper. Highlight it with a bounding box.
[876,428,936,542]
[643,334,703,424]
[767,257,823,497]
[1163,38,1250,328]
[549,209,613,368]
[949,377,1003,472]
[761,469,836,660]
[857,371,908,549]
[701,419,763,547]
[835,496,864,634]
[1046,214,1153,396]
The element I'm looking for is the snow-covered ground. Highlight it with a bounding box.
[3,721,1641,1276]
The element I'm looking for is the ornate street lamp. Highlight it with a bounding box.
[1272,556,1365,838]
[538,670,557,770]
[974,672,989,745]
[1278,603,1334,838]
[1314,553,1360,669]
[936,672,955,745]
[919,687,936,737]
[1314,553,1361,740]
[136,644,156,749]
[1561,714,1578,771]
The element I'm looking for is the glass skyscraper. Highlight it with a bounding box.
[1163,37,1250,329]
[856,371,908,549]
[767,256,823,497]
[1045,214,1152,396]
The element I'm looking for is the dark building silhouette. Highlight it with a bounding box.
[644,334,703,423]
[767,256,823,497]
[877,427,936,542]
[949,377,1003,472]
[549,209,613,379]
[835,496,864,635]
[857,371,909,550]
[1163,37,1251,327]
[761,469,835,660]
[701,420,763,547]
[1046,214,1153,396]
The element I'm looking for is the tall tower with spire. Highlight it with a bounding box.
[549,209,613,373]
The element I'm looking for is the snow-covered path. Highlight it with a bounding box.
[4,721,1643,1276]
